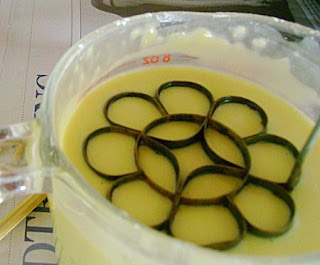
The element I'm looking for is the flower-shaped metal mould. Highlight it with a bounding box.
[83,81,301,250]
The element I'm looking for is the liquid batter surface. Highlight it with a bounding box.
[62,65,320,256]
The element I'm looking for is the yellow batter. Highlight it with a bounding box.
[62,65,320,256]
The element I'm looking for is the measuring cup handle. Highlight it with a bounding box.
[0,119,52,203]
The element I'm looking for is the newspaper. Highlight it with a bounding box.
[0,0,318,264]
[0,1,119,264]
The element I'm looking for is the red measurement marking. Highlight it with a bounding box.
[162,54,171,63]
[142,54,171,65]
[150,56,159,64]
[178,54,198,60]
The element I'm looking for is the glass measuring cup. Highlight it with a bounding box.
[1,12,320,265]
